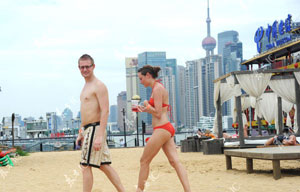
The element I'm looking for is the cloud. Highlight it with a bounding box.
[33,29,110,48]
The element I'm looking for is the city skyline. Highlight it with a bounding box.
[0,0,299,118]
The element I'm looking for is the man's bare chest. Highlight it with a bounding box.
[80,87,96,102]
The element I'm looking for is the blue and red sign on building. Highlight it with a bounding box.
[254,14,292,53]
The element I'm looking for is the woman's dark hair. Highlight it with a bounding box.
[138,65,161,78]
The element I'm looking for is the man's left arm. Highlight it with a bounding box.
[94,82,109,149]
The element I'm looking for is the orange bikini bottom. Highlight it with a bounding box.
[153,122,175,137]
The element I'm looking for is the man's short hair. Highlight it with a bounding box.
[78,54,94,65]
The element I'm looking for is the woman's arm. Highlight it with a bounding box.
[138,86,163,119]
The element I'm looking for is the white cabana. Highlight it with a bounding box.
[213,68,300,146]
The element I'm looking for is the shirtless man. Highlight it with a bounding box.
[265,128,298,146]
[76,54,125,192]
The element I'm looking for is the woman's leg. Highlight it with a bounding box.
[136,129,170,192]
[162,138,191,192]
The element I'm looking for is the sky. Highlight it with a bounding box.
[0,0,299,119]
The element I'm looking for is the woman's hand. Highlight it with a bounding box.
[137,105,146,112]
[143,100,149,106]
[137,100,150,113]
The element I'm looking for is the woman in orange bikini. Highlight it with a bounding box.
[136,65,191,192]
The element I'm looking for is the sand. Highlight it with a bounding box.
[0,147,300,192]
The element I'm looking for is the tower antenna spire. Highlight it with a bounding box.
[206,0,211,37]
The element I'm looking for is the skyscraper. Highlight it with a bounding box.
[218,31,239,58]
[125,57,138,130]
[218,30,243,116]
[201,56,222,117]
[177,65,186,127]
[117,91,127,131]
[136,52,178,127]
[185,60,200,128]
[62,108,73,129]
[166,59,178,126]
[138,52,167,125]
[109,105,117,123]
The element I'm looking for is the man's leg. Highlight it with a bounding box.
[82,166,93,192]
[99,164,125,192]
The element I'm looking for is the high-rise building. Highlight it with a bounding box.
[165,59,178,127]
[177,65,186,127]
[62,108,73,129]
[117,91,127,131]
[46,112,59,133]
[185,55,222,126]
[185,60,200,128]
[223,42,243,72]
[218,31,239,58]
[109,105,117,123]
[218,30,243,116]
[76,111,81,120]
[201,56,222,117]
[74,111,81,129]
[138,52,167,125]
[136,52,179,128]
[125,57,139,130]
[218,30,242,74]
[2,114,22,138]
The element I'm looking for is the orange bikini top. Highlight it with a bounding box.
[148,97,169,108]
[148,80,174,122]
[148,81,169,108]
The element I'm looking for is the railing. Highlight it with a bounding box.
[0,132,194,152]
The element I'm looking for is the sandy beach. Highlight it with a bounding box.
[1,147,299,192]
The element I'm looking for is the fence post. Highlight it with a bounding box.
[40,142,43,152]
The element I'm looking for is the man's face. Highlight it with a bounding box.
[78,59,94,78]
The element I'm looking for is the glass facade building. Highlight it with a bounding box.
[138,52,167,125]
[218,30,243,116]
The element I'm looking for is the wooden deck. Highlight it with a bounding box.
[224,146,300,179]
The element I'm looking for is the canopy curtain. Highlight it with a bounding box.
[293,71,300,133]
[269,78,298,133]
[213,76,242,135]
[294,71,300,85]
[257,92,277,132]
[232,95,256,123]
[236,73,272,97]
[236,73,272,119]
[269,79,296,104]
[281,98,294,130]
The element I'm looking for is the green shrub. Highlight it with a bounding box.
[15,146,29,156]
